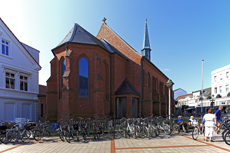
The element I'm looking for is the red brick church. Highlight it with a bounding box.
[38,19,175,121]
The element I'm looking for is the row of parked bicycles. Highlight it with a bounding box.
[1,115,230,145]
[0,115,178,144]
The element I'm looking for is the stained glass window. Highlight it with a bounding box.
[61,58,66,88]
[79,57,88,97]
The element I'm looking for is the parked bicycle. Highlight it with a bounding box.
[6,120,36,143]
[34,121,51,141]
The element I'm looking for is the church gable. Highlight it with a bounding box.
[97,22,142,64]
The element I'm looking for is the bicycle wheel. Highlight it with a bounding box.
[224,130,230,145]
[222,129,228,140]
[143,128,148,137]
[192,127,199,140]
[93,130,96,140]
[34,130,42,141]
[65,131,71,143]
[132,131,137,139]
[155,126,160,136]
[43,130,50,139]
[154,126,159,136]
[97,133,100,139]
[149,127,156,138]
[163,125,171,135]
[59,131,65,142]
[83,134,87,141]
[126,130,130,139]
[124,129,129,138]
[114,131,121,139]
[25,130,34,139]
[0,135,6,144]
[6,130,18,143]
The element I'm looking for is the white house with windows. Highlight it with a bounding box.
[175,88,212,108]
[174,88,187,100]
[0,18,41,122]
[212,65,230,107]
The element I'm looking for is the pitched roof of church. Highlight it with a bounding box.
[142,20,151,51]
[54,23,129,60]
[100,38,128,60]
[115,78,140,95]
[55,23,107,50]
[97,23,141,55]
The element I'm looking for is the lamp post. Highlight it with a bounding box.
[167,79,174,121]
[201,60,204,116]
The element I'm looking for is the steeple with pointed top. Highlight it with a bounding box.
[141,19,151,61]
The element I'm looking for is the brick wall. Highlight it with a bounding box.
[42,23,175,121]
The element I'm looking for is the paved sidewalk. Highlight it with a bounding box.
[0,132,230,153]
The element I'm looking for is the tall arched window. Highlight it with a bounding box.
[79,57,89,97]
[61,58,66,88]
[148,72,150,88]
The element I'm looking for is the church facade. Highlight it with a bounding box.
[39,19,175,121]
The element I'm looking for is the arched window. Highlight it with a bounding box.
[148,72,150,88]
[79,57,89,97]
[61,58,66,88]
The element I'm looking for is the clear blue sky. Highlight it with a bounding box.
[1,0,230,94]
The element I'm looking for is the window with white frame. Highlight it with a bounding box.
[20,75,28,91]
[226,84,229,92]
[2,39,9,56]
[215,87,217,94]
[220,74,222,80]
[6,72,15,89]
[227,72,229,79]
[214,76,217,82]
[220,86,222,93]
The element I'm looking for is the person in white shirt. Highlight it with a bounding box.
[189,116,196,126]
[203,108,216,142]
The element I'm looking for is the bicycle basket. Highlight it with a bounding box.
[163,119,170,124]
[4,122,16,128]
[0,126,7,130]
[24,122,36,130]
[192,121,198,126]
[73,124,78,130]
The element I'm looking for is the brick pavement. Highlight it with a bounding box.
[0,132,230,153]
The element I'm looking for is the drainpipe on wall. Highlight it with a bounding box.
[66,43,68,53]
[110,54,112,117]
[141,57,144,118]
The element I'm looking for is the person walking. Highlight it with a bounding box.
[203,108,216,142]
[215,106,223,131]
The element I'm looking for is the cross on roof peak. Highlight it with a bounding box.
[102,17,107,24]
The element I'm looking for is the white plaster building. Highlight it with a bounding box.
[175,88,211,108]
[0,18,41,122]
[175,65,230,111]
[211,65,230,107]
[175,93,192,108]
[174,88,187,100]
